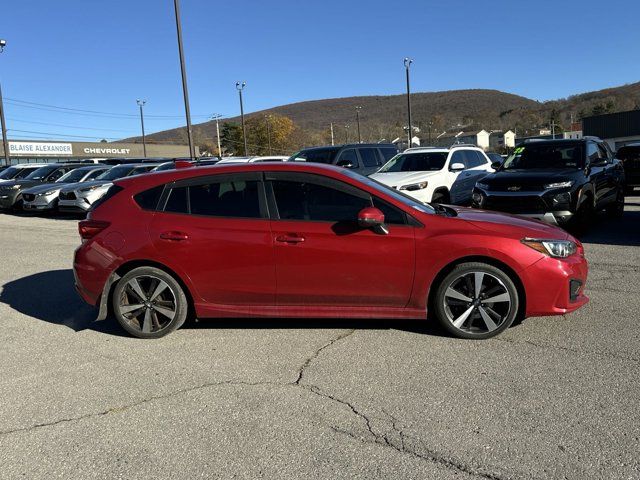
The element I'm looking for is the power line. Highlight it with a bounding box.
[7,116,139,134]
[4,97,212,119]
[7,128,123,140]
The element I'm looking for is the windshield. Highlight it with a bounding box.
[0,167,20,180]
[96,166,132,181]
[502,144,584,170]
[341,169,436,214]
[57,169,90,183]
[378,152,448,172]
[289,148,340,164]
[25,165,57,181]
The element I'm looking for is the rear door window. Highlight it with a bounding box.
[464,150,487,168]
[358,148,381,167]
[336,149,359,167]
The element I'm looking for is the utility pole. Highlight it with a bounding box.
[236,81,248,155]
[136,99,147,157]
[330,123,334,146]
[211,114,222,157]
[344,124,350,143]
[404,57,413,149]
[173,0,196,160]
[355,106,362,143]
[0,39,10,166]
[265,115,272,154]
[551,120,557,139]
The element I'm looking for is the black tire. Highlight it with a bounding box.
[112,266,189,339]
[433,262,519,340]
[605,188,625,218]
[431,190,450,204]
[571,198,594,235]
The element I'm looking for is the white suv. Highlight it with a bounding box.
[369,145,494,204]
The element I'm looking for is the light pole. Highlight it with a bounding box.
[173,0,196,160]
[344,124,350,143]
[136,99,147,157]
[265,115,272,154]
[330,122,334,146]
[404,57,413,148]
[211,114,222,158]
[236,81,248,155]
[355,106,362,143]
[0,39,10,166]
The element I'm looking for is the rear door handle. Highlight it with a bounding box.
[160,231,189,242]
[275,234,305,244]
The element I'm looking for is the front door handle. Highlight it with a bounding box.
[275,234,305,244]
[160,231,189,242]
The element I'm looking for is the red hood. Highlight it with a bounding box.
[451,206,570,240]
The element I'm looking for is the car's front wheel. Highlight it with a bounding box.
[605,188,625,218]
[112,266,189,338]
[433,262,519,339]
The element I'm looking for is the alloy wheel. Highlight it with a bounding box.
[442,271,512,334]
[117,275,177,334]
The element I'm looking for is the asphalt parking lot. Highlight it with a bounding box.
[0,203,639,480]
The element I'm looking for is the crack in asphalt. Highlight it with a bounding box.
[0,379,274,437]
[1,329,511,479]
[496,337,639,363]
[294,329,356,384]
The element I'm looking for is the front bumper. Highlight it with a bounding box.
[23,197,57,211]
[59,198,91,212]
[473,188,574,225]
[0,191,19,209]
[521,253,589,317]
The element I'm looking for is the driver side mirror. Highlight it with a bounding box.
[491,161,502,170]
[357,207,389,235]
[336,159,355,168]
[449,162,465,172]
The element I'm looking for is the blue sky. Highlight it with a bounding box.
[0,0,638,141]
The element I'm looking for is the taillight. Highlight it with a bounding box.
[78,220,110,240]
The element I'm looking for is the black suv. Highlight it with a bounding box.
[471,137,625,228]
[616,144,640,195]
[0,163,86,210]
[288,143,398,176]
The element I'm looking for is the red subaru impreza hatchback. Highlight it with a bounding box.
[73,163,588,339]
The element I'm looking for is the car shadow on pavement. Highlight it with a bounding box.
[577,209,640,247]
[0,269,452,338]
[0,269,127,336]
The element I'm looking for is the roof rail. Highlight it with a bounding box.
[450,143,479,149]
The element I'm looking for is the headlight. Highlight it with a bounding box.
[42,190,58,196]
[79,185,99,193]
[544,181,574,189]
[11,184,20,190]
[399,181,428,191]
[521,238,577,258]
[476,182,489,190]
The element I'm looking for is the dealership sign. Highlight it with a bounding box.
[9,141,73,156]
[83,147,131,155]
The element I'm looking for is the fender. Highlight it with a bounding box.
[577,183,594,207]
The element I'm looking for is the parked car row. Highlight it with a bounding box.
[292,137,631,232]
[0,156,293,215]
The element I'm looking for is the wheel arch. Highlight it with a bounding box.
[426,255,526,321]
[101,259,196,321]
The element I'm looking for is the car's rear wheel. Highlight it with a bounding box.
[112,266,188,339]
[433,262,519,339]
